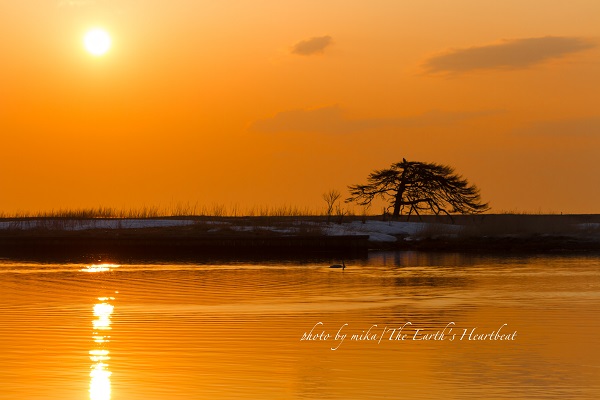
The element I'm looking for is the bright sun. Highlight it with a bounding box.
[84,29,111,56]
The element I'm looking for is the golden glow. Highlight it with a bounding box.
[90,297,115,400]
[93,302,114,330]
[90,362,112,400]
[82,264,120,273]
[84,28,112,56]
[93,335,109,344]
[89,349,110,362]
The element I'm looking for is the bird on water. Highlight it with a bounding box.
[329,260,346,269]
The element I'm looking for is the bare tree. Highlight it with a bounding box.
[322,189,341,223]
[347,158,489,220]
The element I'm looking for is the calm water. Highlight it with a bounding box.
[1,252,599,399]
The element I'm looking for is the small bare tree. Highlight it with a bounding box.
[322,189,341,223]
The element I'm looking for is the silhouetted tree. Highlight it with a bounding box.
[347,159,488,220]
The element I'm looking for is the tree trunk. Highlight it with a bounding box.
[392,195,402,218]
[392,168,408,218]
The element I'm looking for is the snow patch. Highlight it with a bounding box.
[0,218,464,244]
[324,220,436,243]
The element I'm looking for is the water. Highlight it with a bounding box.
[1,252,599,399]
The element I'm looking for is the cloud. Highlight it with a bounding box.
[423,36,596,73]
[249,106,501,134]
[517,117,600,136]
[291,36,333,56]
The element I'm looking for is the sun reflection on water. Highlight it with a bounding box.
[90,296,115,400]
[81,264,120,273]
[93,303,114,331]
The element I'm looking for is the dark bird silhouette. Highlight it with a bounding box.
[329,260,346,269]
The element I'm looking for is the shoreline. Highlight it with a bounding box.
[1,215,599,261]
[0,232,369,261]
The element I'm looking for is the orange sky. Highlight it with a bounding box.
[1,0,599,214]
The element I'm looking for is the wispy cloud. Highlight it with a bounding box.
[424,36,596,73]
[249,105,501,134]
[291,36,333,56]
[517,117,600,136]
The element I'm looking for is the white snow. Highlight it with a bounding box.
[0,218,463,243]
[578,223,600,230]
[230,225,306,235]
[323,220,462,243]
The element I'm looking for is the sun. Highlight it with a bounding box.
[84,28,111,56]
